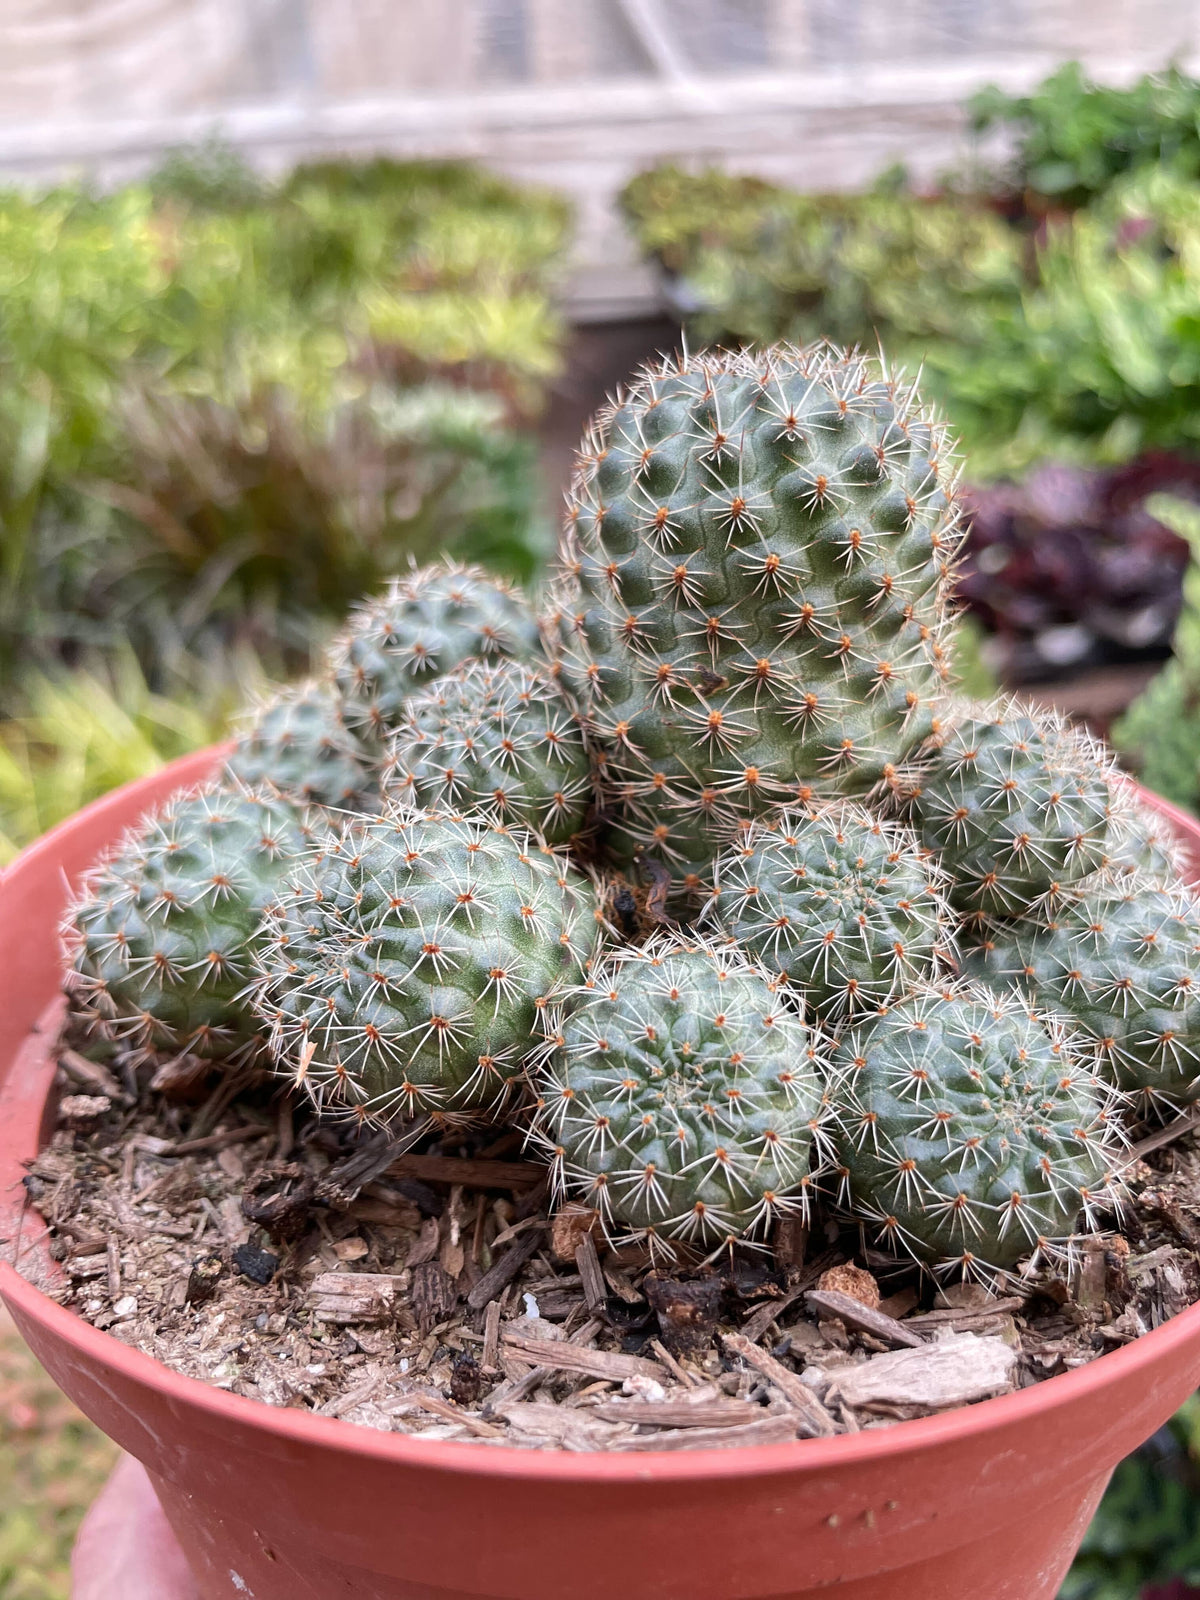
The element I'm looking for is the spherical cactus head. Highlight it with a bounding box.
[546,342,962,894]
[910,699,1113,918]
[381,659,594,846]
[329,561,542,740]
[1104,781,1187,885]
[832,984,1122,1274]
[225,678,381,814]
[256,808,602,1129]
[705,803,954,1020]
[534,935,830,1252]
[963,878,1200,1116]
[66,783,308,1062]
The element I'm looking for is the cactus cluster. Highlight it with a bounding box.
[908,702,1113,918]
[226,678,381,814]
[382,660,593,844]
[332,561,543,740]
[705,803,953,1018]
[65,340,1200,1277]
[833,986,1120,1272]
[256,809,600,1126]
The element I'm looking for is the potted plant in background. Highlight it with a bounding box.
[7,343,1200,1600]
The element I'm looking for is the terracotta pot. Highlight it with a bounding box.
[5,751,1200,1600]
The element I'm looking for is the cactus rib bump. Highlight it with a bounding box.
[382,659,593,845]
[909,699,1114,918]
[705,802,954,1019]
[255,807,601,1128]
[66,782,308,1062]
[532,936,830,1253]
[832,984,1124,1275]
[331,560,542,740]
[225,677,382,814]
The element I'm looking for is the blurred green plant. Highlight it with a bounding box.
[970,61,1200,212]
[1112,495,1200,813]
[81,378,545,674]
[621,156,1200,477]
[0,648,261,862]
[620,163,1024,366]
[0,152,568,695]
[934,172,1200,473]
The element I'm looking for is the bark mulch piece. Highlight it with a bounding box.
[18,1023,1200,1452]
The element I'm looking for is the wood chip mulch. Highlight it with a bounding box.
[18,1031,1200,1453]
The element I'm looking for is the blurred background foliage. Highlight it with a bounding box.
[0,150,569,859]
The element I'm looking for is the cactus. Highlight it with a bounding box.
[705,803,953,1020]
[532,936,829,1249]
[1104,782,1186,885]
[225,678,381,813]
[908,700,1113,919]
[832,985,1122,1273]
[543,343,961,898]
[330,561,542,740]
[67,784,307,1062]
[961,879,1200,1114]
[382,660,593,845]
[255,808,601,1127]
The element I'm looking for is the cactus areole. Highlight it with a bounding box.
[5,755,1200,1600]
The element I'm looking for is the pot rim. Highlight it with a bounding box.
[4,746,1199,1485]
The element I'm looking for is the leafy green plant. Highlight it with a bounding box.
[621,157,1200,476]
[620,163,1024,367]
[933,172,1200,471]
[0,650,257,862]
[1112,495,1200,811]
[970,61,1200,212]
[88,378,546,672]
[0,154,569,692]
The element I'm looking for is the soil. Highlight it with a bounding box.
[19,1021,1200,1454]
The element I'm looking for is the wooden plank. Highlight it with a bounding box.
[575,1231,608,1314]
[610,1415,800,1451]
[501,1332,663,1383]
[805,1289,925,1349]
[466,1228,543,1310]
[591,1399,764,1428]
[721,1332,838,1438]
[390,1154,546,1190]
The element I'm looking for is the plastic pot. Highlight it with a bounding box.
[5,751,1200,1600]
